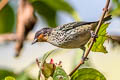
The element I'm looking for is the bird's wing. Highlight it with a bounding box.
[57,21,97,31]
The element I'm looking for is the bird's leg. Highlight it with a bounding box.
[81,46,88,61]
[90,30,98,40]
[81,46,85,59]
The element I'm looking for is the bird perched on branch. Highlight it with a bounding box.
[32,15,111,57]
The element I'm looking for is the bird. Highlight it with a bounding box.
[32,15,111,58]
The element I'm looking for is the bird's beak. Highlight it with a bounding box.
[32,38,38,45]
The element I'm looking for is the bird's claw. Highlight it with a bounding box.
[90,31,98,42]
[90,30,98,38]
[82,56,89,61]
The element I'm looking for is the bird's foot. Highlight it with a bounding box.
[82,56,89,61]
[90,30,98,38]
[90,30,98,42]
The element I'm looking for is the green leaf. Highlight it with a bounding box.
[111,7,120,16]
[5,76,16,80]
[111,0,120,16]
[32,1,57,27]
[53,66,69,80]
[29,0,80,27]
[112,0,120,7]
[0,4,15,34]
[71,68,106,80]
[40,0,80,21]
[40,49,57,66]
[91,23,110,53]
[0,69,16,80]
[16,72,33,80]
[30,0,73,13]
[38,49,57,80]
[0,69,34,80]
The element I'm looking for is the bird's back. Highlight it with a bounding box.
[47,21,98,48]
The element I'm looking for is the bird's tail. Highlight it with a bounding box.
[91,15,112,30]
[103,15,112,22]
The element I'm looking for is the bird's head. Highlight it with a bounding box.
[32,28,52,44]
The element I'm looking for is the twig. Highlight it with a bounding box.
[0,33,16,42]
[15,0,36,57]
[0,32,34,43]
[0,0,8,11]
[69,0,110,76]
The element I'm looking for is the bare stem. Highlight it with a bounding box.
[0,0,8,11]
[0,33,16,43]
[69,0,110,76]
[0,32,34,43]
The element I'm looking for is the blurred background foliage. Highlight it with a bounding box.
[0,0,79,33]
[0,0,120,80]
[1,0,120,33]
[0,4,15,34]
[111,0,120,16]
[0,0,80,79]
[0,68,35,80]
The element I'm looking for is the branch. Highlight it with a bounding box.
[69,0,110,76]
[0,33,16,43]
[15,0,36,57]
[0,32,34,43]
[0,0,8,11]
